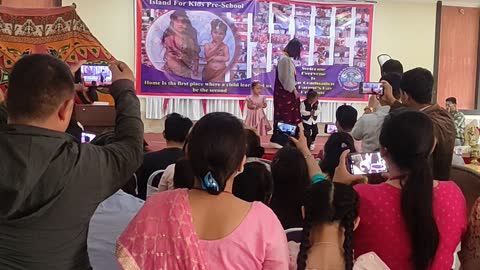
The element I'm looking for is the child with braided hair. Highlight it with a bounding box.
[288,181,389,270]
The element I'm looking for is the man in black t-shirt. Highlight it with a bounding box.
[137,113,193,199]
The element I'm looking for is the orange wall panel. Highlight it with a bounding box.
[437,6,479,109]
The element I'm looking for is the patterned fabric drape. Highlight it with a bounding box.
[0,5,114,90]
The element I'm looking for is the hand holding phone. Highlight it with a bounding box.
[110,61,135,83]
[359,82,384,95]
[347,152,388,175]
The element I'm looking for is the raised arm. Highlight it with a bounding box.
[79,61,144,202]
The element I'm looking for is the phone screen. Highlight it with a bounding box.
[348,152,388,175]
[81,132,96,143]
[324,124,337,134]
[81,65,112,86]
[360,82,384,95]
[277,122,297,137]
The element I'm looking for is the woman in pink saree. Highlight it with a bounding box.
[117,112,289,270]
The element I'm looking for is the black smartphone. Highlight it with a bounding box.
[347,152,388,175]
[359,82,384,95]
[324,123,337,134]
[81,64,112,86]
[277,122,298,137]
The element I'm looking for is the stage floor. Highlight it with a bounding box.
[144,133,329,158]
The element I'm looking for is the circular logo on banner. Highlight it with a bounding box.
[338,67,364,91]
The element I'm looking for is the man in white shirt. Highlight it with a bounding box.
[300,90,321,150]
[352,73,402,152]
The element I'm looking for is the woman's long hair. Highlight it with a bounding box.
[379,109,439,269]
[270,147,310,229]
[297,181,359,270]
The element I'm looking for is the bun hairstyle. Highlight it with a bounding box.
[297,181,359,270]
[187,112,246,195]
[320,132,356,178]
[379,109,439,270]
[211,19,227,33]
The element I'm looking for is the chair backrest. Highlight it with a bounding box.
[451,165,480,215]
[285,227,303,243]
[146,170,165,198]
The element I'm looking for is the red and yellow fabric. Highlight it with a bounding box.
[0,5,115,91]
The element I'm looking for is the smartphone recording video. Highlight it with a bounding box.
[324,124,337,134]
[81,132,96,143]
[348,152,388,175]
[359,82,384,95]
[277,122,298,137]
[81,64,112,86]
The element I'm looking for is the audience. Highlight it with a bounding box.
[335,104,357,134]
[319,132,356,179]
[233,162,274,204]
[0,55,143,269]
[172,157,195,189]
[383,68,456,180]
[446,97,466,146]
[117,112,289,269]
[343,109,465,269]
[289,181,388,270]
[136,112,193,199]
[352,72,401,152]
[381,58,403,76]
[245,128,271,170]
[271,147,311,229]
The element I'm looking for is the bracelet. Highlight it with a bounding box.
[312,174,327,184]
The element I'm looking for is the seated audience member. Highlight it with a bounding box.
[459,197,480,270]
[335,105,357,134]
[87,81,99,103]
[136,113,193,199]
[0,55,143,269]
[233,162,273,204]
[300,90,320,150]
[271,147,311,229]
[352,73,401,152]
[245,128,271,170]
[446,97,466,146]
[384,68,455,180]
[117,112,289,269]
[381,59,403,76]
[289,181,389,270]
[339,110,465,269]
[320,132,356,179]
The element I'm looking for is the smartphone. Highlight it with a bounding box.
[359,82,384,95]
[277,122,298,137]
[324,124,337,134]
[81,132,96,143]
[81,64,112,86]
[347,152,388,175]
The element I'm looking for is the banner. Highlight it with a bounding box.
[136,0,373,100]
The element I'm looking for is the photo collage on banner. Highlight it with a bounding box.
[136,0,373,100]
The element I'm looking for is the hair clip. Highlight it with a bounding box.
[341,143,348,148]
[201,171,220,193]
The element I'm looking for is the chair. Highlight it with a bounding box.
[285,227,303,243]
[450,165,480,215]
[146,170,165,198]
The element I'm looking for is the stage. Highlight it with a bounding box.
[144,133,334,160]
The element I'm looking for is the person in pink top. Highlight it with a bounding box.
[245,81,272,136]
[337,109,467,270]
[117,112,289,270]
